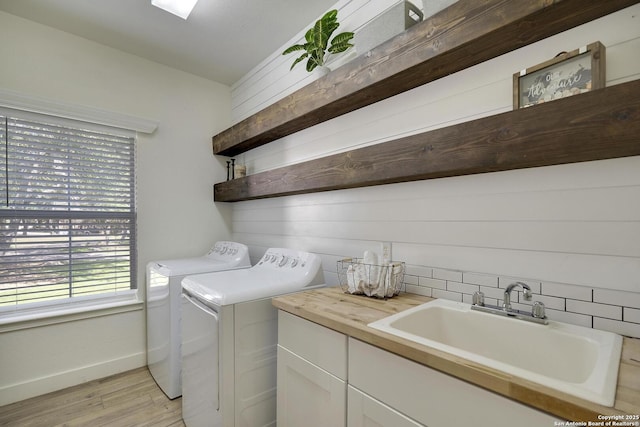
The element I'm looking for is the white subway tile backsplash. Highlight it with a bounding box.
[432,289,463,302]
[406,265,433,278]
[544,308,593,328]
[517,293,565,311]
[406,284,432,297]
[542,282,592,301]
[593,317,640,339]
[566,299,622,320]
[420,277,446,290]
[462,272,498,287]
[594,289,640,309]
[478,285,506,300]
[433,268,462,282]
[447,281,480,295]
[403,275,419,286]
[625,307,640,324]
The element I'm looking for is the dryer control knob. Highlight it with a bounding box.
[278,256,288,267]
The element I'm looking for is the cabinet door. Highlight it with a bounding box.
[277,345,346,427]
[348,386,423,427]
[349,338,560,427]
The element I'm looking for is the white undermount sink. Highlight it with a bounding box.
[368,298,622,406]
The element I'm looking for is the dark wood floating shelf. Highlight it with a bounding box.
[214,80,640,202]
[212,0,638,157]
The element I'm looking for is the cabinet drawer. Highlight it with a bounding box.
[348,386,423,427]
[278,310,347,379]
[349,338,560,427]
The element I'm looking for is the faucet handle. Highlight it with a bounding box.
[532,301,546,319]
[472,291,485,306]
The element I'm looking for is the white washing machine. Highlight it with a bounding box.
[146,241,251,399]
[180,248,325,427]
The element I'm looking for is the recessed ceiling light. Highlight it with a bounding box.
[151,0,199,20]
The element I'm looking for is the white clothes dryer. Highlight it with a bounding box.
[146,241,250,399]
[180,248,325,427]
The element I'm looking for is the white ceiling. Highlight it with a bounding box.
[0,0,337,86]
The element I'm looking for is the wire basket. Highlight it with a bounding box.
[337,258,405,299]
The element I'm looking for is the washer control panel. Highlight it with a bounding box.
[207,241,247,258]
[256,248,317,270]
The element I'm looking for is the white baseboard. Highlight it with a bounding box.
[0,352,146,406]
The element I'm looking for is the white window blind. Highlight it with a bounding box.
[0,109,136,310]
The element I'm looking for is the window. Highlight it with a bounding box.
[0,108,136,312]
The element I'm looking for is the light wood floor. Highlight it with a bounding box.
[0,367,185,427]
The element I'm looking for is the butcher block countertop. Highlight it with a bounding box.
[272,287,640,423]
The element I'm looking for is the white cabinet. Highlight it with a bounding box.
[348,386,422,427]
[276,311,347,427]
[349,338,560,427]
[277,310,560,427]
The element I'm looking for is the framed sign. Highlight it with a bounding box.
[513,41,605,109]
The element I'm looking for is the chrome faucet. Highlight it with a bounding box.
[471,281,548,325]
[503,281,531,311]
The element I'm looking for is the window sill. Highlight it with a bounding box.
[0,292,143,333]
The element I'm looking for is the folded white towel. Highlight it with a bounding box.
[369,277,386,298]
[346,262,367,294]
[363,251,379,285]
[363,250,381,297]
[346,264,358,293]
[384,262,404,297]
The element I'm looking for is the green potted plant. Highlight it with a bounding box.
[282,9,354,74]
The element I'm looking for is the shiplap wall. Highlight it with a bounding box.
[231,0,441,123]
[228,4,640,335]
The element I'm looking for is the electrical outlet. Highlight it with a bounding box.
[381,242,392,263]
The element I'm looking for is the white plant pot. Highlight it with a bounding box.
[314,65,331,78]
